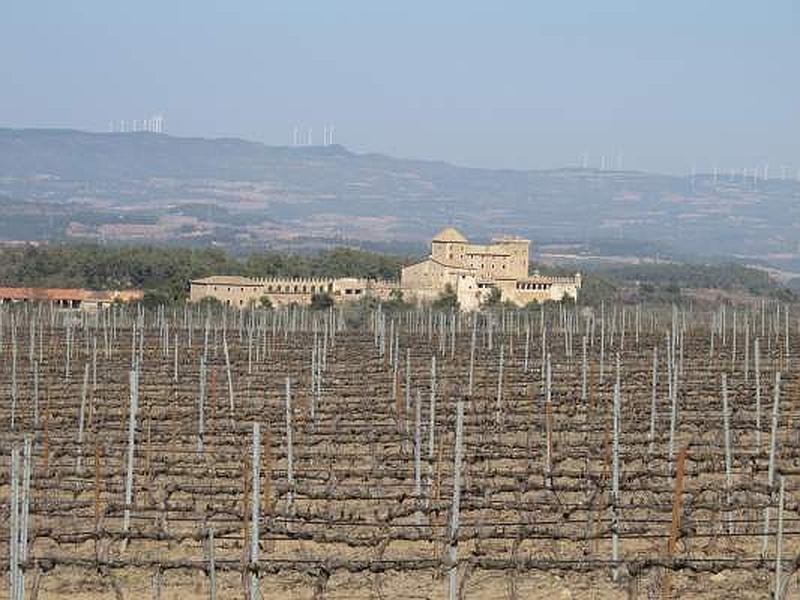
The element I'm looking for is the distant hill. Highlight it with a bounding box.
[1,128,799,271]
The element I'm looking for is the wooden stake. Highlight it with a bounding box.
[662,445,689,600]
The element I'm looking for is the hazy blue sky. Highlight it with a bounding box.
[2,1,797,173]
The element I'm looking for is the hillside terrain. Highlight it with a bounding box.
[1,128,799,273]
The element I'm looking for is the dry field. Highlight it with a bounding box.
[0,302,798,599]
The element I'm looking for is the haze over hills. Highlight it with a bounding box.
[1,128,799,274]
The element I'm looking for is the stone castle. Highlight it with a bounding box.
[189,228,581,310]
[399,228,581,310]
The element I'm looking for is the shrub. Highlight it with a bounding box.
[310,292,334,310]
[432,284,459,311]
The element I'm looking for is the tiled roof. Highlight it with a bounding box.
[190,276,256,285]
[432,227,467,243]
[0,287,143,302]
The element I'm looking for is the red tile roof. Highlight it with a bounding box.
[0,287,143,303]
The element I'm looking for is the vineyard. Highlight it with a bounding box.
[0,301,798,599]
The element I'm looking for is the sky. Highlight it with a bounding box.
[1,1,798,174]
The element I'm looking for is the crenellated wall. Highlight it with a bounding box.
[189,275,397,307]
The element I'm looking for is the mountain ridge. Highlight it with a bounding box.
[1,128,798,271]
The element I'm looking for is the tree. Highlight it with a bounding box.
[432,284,459,311]
[142,289,172,308]
[310,292,334,310]
[197,296,223,310]
[258,295,273,309]
[482,286,502,308]
[384,289,411,312]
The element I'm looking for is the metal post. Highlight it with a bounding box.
[250,423,261,600]
[429,355,436,459]
[19,437,31,600]
[198,358,206,453]
[722,374,733,534]
[448,400,464,600]
[285,377,295,509]
[414,391,422,497]
[77,363,90,473]
[468,319,477,395]
[405,348,411,412]
[223,336,234,413]
[611,382,621,581]
[32,361,39,429]
[9,446,19,600]
[173,332,179,384]
[11,326,18,430]
[124,367,139,537]
[207,528,217,600]
[649,346,658,453]
[495,345,504,426]
[774,476,785,599]
[581,335,587,403]
[755,338,762,449]
[762,372,782,557]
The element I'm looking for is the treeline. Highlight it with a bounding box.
[597,262,775,292]
[541,262,794,306]
[0,244,407,304]
[0,243,793,307]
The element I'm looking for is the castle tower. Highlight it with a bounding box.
[430,227,467,267]
[491,236,530,280]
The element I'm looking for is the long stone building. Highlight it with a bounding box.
[399,228,581,310]
[189,275,395,308]
[0,286,143,310]
[189,228,581,310]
